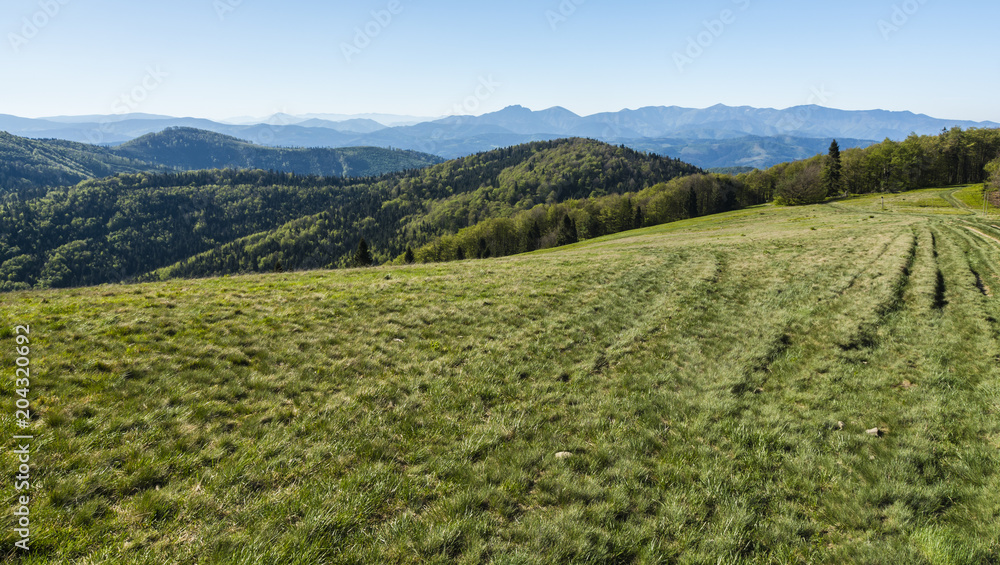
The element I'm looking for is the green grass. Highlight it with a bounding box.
[3,187,1000,563]
[951,184,992,212]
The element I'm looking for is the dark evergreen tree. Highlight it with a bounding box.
[403,246,415,264]
[526,220,542,251]
[634,206,644,229]
[456,246,465,261]
[687,187,699,218]
[618,198,634,232]
[354,238,373,267]
[557,215,578,246]
[823,140,843,197]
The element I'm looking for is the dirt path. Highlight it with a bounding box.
[942,188,975,212]
[964,225,1000,245]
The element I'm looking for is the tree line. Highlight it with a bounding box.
[744,127,1000,205]
[410,174,752,263]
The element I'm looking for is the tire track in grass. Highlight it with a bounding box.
[863,222,1000,558]
[963,225,1000,246]
[944,224,1000,302]
[768,220,1000,560]
[586,251,725,378]
[622,228,916,559]
[941,188,977,213]
[830,234,897,298]
[902,226,943,314]
[832,232,918,352]
[953,222,1000,298]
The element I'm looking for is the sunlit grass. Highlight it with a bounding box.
[1,187,999,563]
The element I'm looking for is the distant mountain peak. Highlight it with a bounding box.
[539,106,581,118]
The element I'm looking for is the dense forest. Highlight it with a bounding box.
[114,128,444,177]
[155,139,703,279]
[0,139,701,290]
[0,131,168,195]
[0,128,443,193]
[743,127,1000,205]
[411,173,755,263]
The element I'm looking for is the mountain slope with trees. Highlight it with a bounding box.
[0,138,701,290]
[0,131,168,194]
[5,127,998,291]
[114,128,444,177]
[376,126,1000,262]
[0,128,443,192]
[154,139,705,279]
[739,127,1000,205]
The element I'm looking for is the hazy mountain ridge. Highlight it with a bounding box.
[3,104,995,168]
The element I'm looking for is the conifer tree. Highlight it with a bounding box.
[687,187,699,219]
[354,238,373,267]
[404,246,415,264]
[823,140,843,197]
[557,215,578,246]
[526,220,542,251]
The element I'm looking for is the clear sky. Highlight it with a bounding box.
[3,0,999,122]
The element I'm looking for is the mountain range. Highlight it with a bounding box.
[2,104,997,169]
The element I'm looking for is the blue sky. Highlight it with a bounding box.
[4,0,999,122]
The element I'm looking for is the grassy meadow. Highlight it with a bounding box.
[2,186,1000,563]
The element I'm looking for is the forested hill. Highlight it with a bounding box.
[0,128,444,192]
[114,128,444,177]
[0,131,167,194]
[0,138,702,290]
[155,139,705,279]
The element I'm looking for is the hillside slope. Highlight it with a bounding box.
[113,128,443,177]
[152,138,704,279]
[0,131,167,193]
[2,188,999,562]
[0,128,443,192]
[0,138,701,290]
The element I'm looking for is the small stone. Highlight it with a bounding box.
[866,427,884,437]
[836,421,844,430]
[555,451,573,460]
